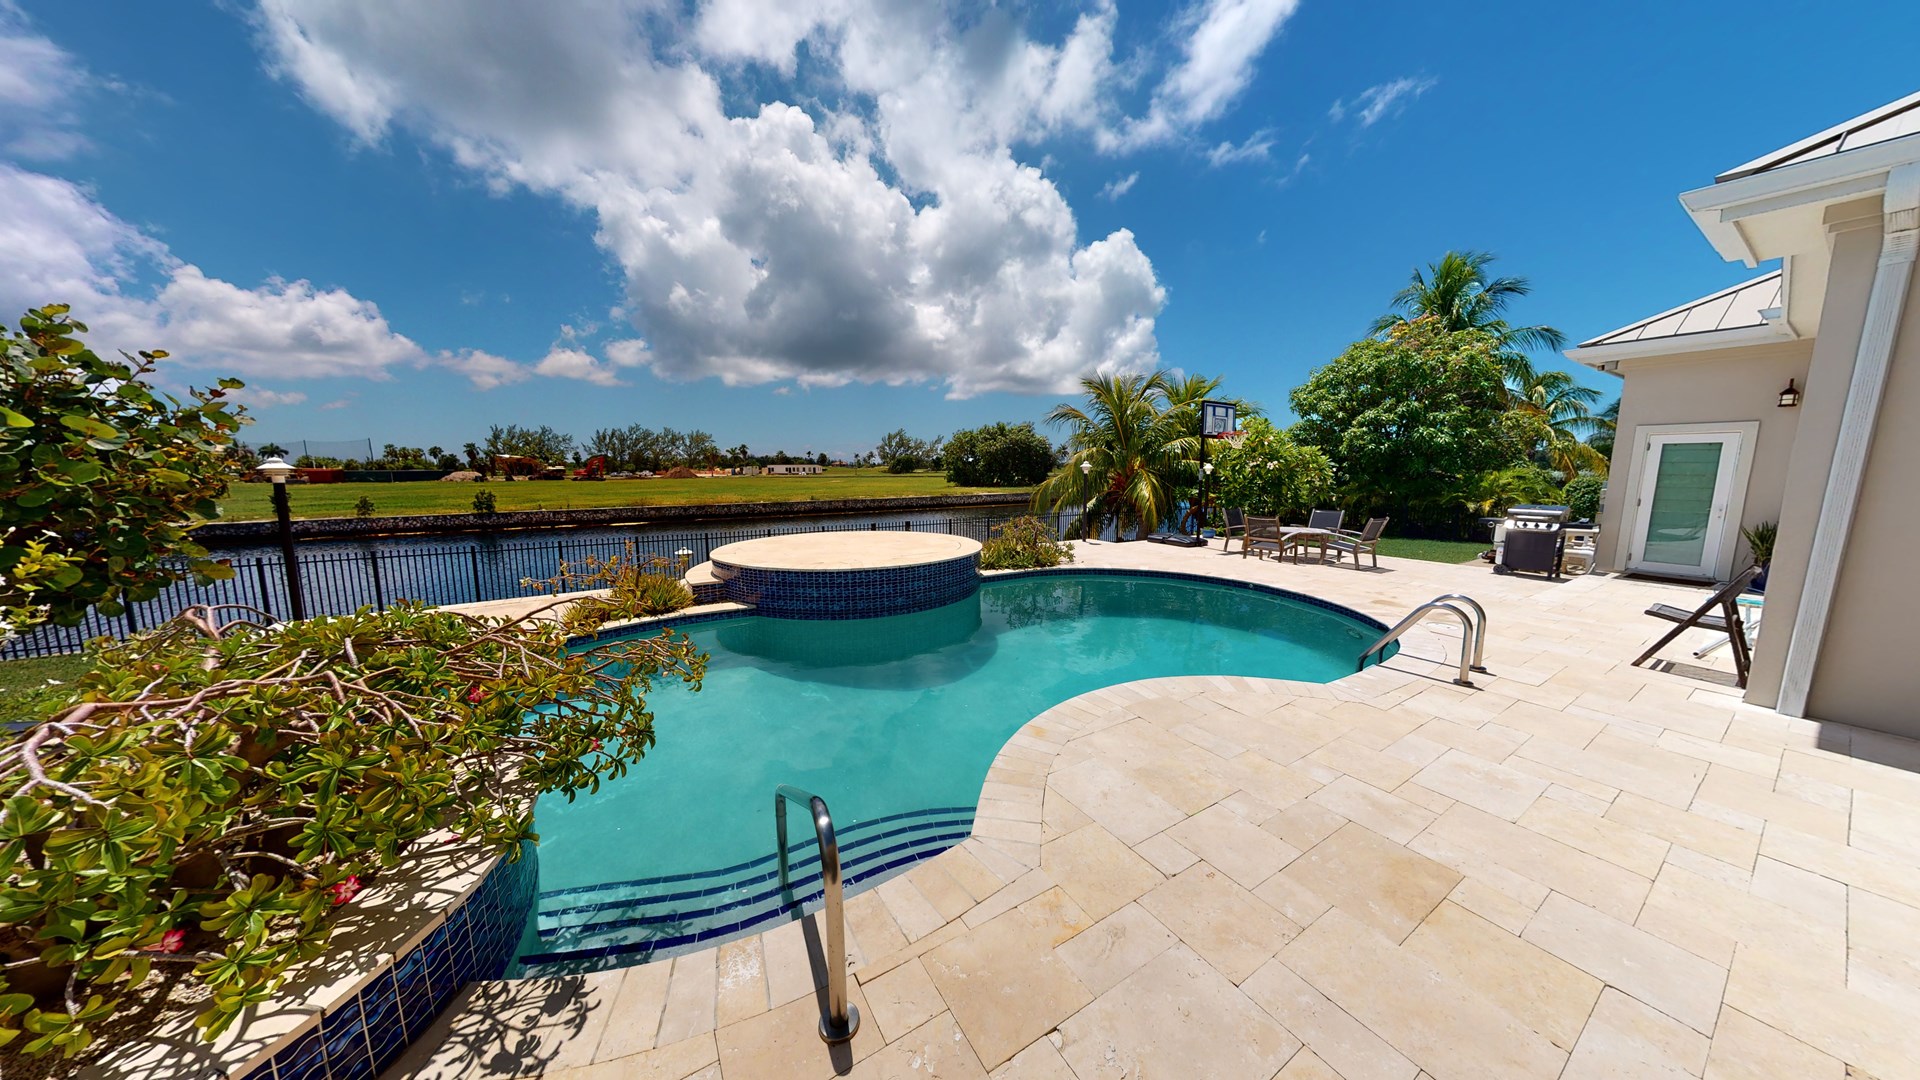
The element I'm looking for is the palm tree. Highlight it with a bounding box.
[1586,399,1619,462]
[1512,370,1607,476]
[1370,250,1567,385]
[1031,372,1191,541]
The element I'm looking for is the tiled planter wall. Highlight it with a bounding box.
[238,845,538,1080]
[712,553,981,619]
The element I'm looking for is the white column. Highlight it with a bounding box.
[1778,162,1920,716]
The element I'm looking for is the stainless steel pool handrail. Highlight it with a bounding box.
[774,784,860,1044]
[1426,593,1489,671]
[1357,599,1481,686]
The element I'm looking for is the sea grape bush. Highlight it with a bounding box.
[0,602,706,1057]
[0,306,246,633]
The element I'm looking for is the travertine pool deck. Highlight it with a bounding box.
[391,542,1920,1080]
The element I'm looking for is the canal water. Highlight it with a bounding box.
[3,505,1090,659]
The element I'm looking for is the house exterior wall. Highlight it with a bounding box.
[1595,339,1813,577]
[1805,251,1920,732]
[1745,223,1885,706]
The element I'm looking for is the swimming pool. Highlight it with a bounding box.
[516,571,1389,973]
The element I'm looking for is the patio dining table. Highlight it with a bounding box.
[1242,525,1334,564]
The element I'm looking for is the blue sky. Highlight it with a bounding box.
[4,1,1918,461]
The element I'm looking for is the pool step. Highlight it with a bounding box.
[517,806,973,972]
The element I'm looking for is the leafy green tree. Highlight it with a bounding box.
[482,424,574,465]
[1031,372,1195,540]
[1,306,245,631]
[1562,473,1605,521]
[944,422,1055,487]
[876,429,941,473]
[1291,318,1513,527]
[1212,418,1335,519]
[1369,250,1567,384]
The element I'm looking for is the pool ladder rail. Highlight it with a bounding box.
[774,784,861,1044]
[1357,593,1489,687]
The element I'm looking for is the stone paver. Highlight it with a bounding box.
[389,544,1920,1080]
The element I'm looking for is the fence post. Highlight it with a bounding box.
[368,550,386,609]
[254,558,274,618]
[469,549,483,603]
[123,600,139,636]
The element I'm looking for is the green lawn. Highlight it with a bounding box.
[1376,537,1489,564]
[216,469,1027,521]
[0,652,93,727]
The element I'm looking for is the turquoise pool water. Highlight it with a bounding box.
[518,572,1386,972]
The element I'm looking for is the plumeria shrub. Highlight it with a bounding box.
[1212,418,1335,520]
[0,602,705,1057]
[979,515,1075,570]
[522,543,695,635]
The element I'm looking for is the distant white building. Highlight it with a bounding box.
[763,463,825,475]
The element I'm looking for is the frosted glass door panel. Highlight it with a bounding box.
[1642,442,1723,568]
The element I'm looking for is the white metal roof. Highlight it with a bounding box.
[1717,90,1920,182]
[1577,270,1783,349]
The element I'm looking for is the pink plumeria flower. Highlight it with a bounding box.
[465,686,485,705]
[144,929,186,953]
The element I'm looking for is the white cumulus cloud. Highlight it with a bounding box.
[248,0,1273,397]
[533,346,623,387]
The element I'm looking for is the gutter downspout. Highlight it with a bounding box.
[1777,162,1920,717]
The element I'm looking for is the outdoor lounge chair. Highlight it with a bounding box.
[1325,516,1389,569]
[1219,508,1248,552]
[1631,566,1763,687]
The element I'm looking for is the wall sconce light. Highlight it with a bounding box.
[1778,379,1802,408]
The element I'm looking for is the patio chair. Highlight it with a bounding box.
[1325,516,1390,569]
[1631,566,1763,687]
[1219,508,1248,552]
[1241,515,1283,559]
[1301,508,1345,533]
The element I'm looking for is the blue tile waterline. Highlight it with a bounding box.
[516,569,1394,974]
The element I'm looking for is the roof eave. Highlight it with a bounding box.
[1680,132,1920,265]
[1568,322,1797,370]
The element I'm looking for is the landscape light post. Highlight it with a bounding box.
[256,456,306,621]
[1079,460,1095,543]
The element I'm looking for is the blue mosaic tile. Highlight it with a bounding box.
[319,998,373,1080]
[271,1027,327,1080]
[712,554,980,619]
[249,844,538,1080]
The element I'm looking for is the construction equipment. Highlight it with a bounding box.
[572,455,609,480]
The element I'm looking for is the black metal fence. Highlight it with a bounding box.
[1,512,1063,661]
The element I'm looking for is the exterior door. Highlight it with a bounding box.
[1629,432,1742,578]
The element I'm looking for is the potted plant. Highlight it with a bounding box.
[1742,520,1777,591]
